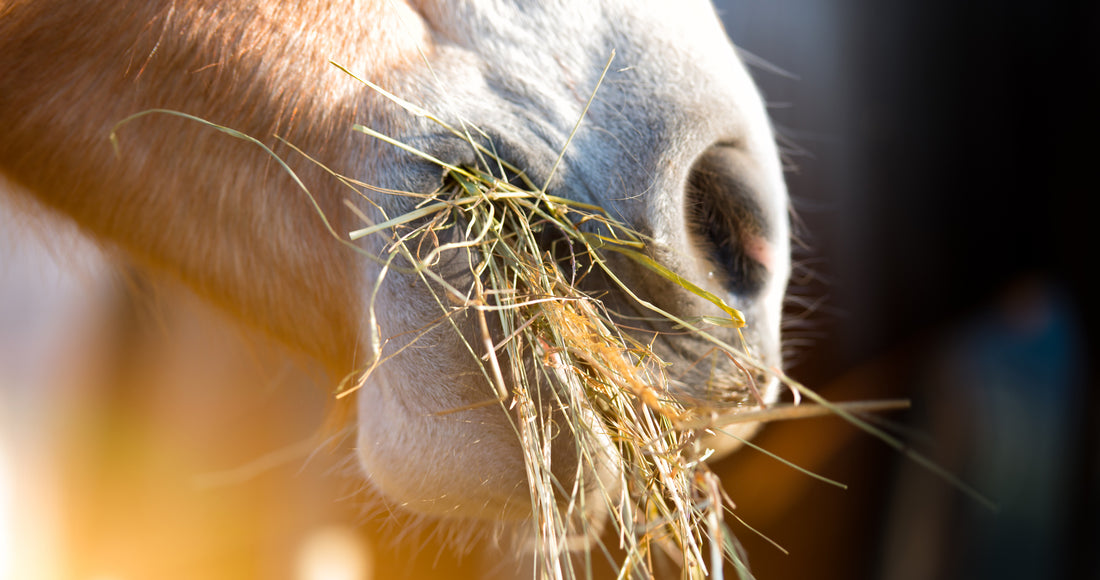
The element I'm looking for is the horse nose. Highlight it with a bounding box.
[684,143,783,301]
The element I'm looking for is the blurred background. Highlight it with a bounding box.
[713,1,1097,579]
[2,1,1096,579]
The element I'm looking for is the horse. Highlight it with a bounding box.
[0,0,790,576]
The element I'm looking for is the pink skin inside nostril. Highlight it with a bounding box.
[742,234,773,274]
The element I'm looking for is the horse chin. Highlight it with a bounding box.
[352,313,623,526]
[353,322,781,531]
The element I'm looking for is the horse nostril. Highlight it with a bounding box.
[685,144,772,297]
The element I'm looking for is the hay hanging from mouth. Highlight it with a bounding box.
[344,159,743,578]
[354,174,756,580]
[327,53,932,580]
[328,53,800,579]
[332,58,759,579]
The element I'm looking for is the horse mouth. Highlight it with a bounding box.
[372,159,782,418]
[353,133,786,572]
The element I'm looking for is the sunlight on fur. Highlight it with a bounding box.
[295,525,374,580]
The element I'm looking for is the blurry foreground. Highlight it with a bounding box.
[0,206,375,579]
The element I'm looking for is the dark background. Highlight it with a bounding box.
[712,2,1097,579]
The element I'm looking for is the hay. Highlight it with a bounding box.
[334,55,830,579]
